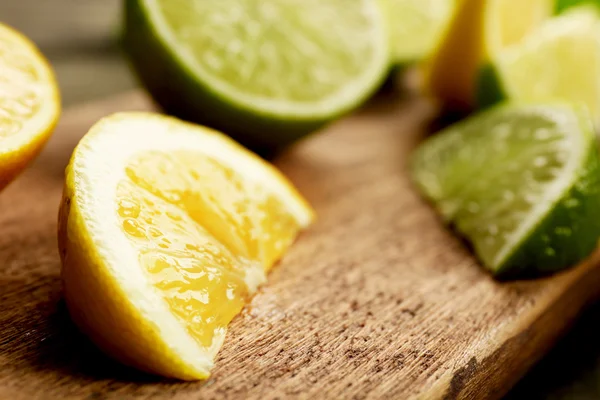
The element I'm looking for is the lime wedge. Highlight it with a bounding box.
[123,0,388,151]
[424,0,552,110]
[411,103,600,278]
[476,7,600,125]
[378,0,455,66]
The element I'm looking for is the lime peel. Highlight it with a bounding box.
[411,103,600,278]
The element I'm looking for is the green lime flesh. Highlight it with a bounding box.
[378,0,454,65]
[123,0,389,152]
[411,103,600,278]
[475,7,600,126]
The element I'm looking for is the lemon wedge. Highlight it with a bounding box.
[58,112,314,380]
[0,23,60,189]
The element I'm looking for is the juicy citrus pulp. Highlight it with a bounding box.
[123,0,389,151]
[476,6,600,124]
[378,0,455,65]
[423,0,552,109]
[411,103,600,278]
[59,113,314,379]
[0,23,60,189]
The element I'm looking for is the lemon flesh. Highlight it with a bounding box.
[59,113,314,380]
[0,23,60,189]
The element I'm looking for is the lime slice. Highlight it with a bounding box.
[123,0,388,151]
[378,0,455,66]
[476,7,600,124]
[424,0,552,110]
[411,103,600,278]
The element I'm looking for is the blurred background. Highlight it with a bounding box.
[0,0,135,106]
[2,1,600,398]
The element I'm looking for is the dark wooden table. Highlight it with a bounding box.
[2,1,600,398]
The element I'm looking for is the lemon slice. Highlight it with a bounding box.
[0,23,60,189]
[58,113,314,380]
[423,0,552,110]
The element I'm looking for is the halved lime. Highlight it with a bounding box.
[476,7,600,125]
[378,0,455,66]
[411,103,600,278]
[123,0,389,152]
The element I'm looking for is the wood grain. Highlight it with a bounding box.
[2,91,600,400]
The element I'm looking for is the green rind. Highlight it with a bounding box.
[122,0,315,154]
[474,63,509,110]
[555,0,600,13]
[122,0,387,154]
[496,116,600,278]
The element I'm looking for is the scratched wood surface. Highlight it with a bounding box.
[2,91,600,400]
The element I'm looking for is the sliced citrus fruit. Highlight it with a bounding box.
[411,103,600,278]
[378,0,455,66]
[123,0,389,152]
[58,112,314,380]
[423,0,552,110]
[0,23,60,189]
[476,6,600,126]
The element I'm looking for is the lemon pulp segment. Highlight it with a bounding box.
[60,113,314,380]
[117,151,300,350]
[0,27,44,138]
[0,23,60,190]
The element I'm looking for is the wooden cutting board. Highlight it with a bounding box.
[2,91,600,400]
